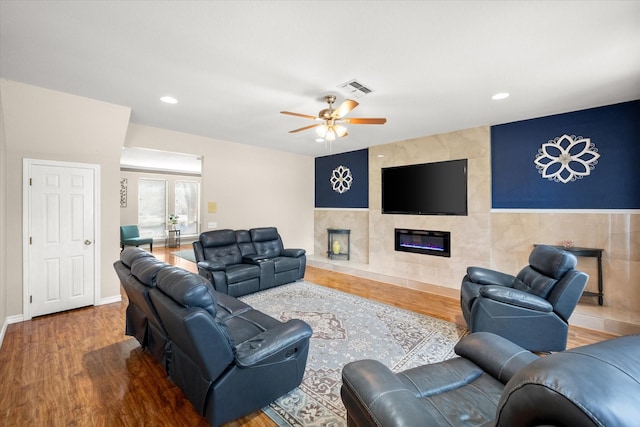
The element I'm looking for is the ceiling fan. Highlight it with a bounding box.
[281,95,387,141]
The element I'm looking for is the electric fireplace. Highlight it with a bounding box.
[395,228,451,257]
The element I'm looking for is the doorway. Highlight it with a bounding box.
[23,159,99,319]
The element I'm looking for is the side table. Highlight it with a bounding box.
[166,229,181,248]
[327,228,350,260]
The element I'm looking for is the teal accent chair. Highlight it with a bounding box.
[120,225,153,252]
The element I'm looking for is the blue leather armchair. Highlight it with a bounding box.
[460,244,588,351]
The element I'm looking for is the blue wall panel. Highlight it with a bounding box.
[491,100,640,209]
[315,148,368,208]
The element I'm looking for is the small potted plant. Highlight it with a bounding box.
[168,213,179,230]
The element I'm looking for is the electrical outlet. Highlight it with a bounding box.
[208,222,217,229]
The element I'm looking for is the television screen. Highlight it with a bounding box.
[381,159,468,215]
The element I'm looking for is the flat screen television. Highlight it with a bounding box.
[381,159,468,216]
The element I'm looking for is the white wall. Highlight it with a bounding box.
[0,81,8,345]
[123,124,315,251]
[0,80,315,322]
[1,79,131,317]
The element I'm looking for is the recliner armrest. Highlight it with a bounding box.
[197,260,226,271]
[454,332,539,383]
[341,359,443,426]
[479,286,554,312]
[466,266,517,287]
[235,319,312,367]
[282,248,305,258]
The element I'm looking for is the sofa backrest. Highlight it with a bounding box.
[150,267,236,414]
[156,268,219,317]
[130,257,170,287]
[545,269,588,321]
[515,245,577,299]
[250,227,283,258]
[120,246,154,268]
[197,229,243,266]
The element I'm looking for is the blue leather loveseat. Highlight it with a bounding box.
[193,227,306,297]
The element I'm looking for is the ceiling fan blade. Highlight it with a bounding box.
[342,118,387,125]
[331,99,359,119]
[288,123,322,133]
[281,111,317,120]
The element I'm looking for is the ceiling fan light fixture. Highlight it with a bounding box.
[325,127,337,142]
[334,124,348,137]
[315,124,328,138]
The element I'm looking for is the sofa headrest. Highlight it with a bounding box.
[156,267,218,317]
[130,257,169,287]
[236,230,251,243]
[249,227,279,242]
[529,245,577,279]
[120,247,154,268]
[200,229,237,248]
[498,334,640,425]
[235,229,256,256]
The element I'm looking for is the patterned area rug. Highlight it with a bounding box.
[239,281,467,427]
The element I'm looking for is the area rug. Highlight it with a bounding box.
[171,249,196,263]
[239,281,467,427]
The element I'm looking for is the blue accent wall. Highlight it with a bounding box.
[491,100,640,209]
[315,148,368,208]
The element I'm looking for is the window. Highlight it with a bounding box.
[138,178,167,238]
[174,180,200,236]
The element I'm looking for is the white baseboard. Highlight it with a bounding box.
[0,317,7,350]
[7,314,24,324]
[0,315,24,350]
[99,295,122,305]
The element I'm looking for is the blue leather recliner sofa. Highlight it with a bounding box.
[113,247,312,427]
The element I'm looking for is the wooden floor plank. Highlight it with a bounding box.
[0,245,616,426]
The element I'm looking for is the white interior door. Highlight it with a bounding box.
[24,159,98,318]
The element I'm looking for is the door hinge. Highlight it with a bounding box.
[30,295,32,304]
[29,236,32,244]
[29,178,32,186]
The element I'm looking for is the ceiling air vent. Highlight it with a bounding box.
[338,79,374,98]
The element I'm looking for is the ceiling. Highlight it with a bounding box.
[1,1,639,158]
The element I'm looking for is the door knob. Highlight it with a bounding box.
[84,240,92,245]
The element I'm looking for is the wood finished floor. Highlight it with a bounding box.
[0,245,618,426]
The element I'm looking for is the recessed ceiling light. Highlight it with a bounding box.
[491,92,510,100]
[377,154,385,158]
[160,96,178,104]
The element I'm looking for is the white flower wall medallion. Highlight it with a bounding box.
[330,165,353,194]
[534,134,600,183]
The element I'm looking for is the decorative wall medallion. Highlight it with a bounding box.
[120,178,128,208]
[330,165,353,194]
[534,134,600,183]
